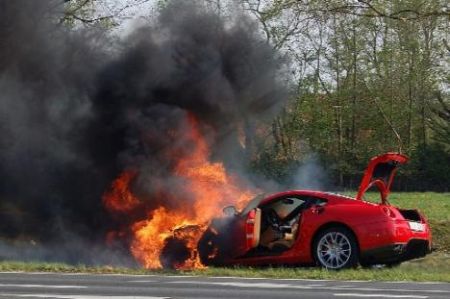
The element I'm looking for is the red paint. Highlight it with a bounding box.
[356,152,409,203]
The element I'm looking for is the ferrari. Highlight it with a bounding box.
[197,153,432,269]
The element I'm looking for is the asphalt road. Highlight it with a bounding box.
[0,272,449,299]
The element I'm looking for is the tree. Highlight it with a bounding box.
[430,92,450,147]
[243,0,450,190]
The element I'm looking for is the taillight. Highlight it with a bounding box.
[382,206,396,218]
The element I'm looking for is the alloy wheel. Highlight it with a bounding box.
[316,231,352,269]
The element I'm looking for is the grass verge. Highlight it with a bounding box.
[0,252,449,282]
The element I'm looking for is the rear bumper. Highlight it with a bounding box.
[360,239,431,264]
[357,216,432,264]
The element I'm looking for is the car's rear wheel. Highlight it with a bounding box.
[313,227,358,270]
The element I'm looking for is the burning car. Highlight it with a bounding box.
[197,153,432,269]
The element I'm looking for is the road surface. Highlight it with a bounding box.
[0,272,448,298]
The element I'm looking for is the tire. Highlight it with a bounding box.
[197,230,220,266]
[313,226,359,270]
[160,237,190,269]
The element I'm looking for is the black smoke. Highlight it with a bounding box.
[0,0,287,265]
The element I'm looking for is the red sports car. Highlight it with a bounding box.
[198,153,432,269]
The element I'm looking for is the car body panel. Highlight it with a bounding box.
[356,153,409,203]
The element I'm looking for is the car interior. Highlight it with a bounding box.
[246,196,318,256]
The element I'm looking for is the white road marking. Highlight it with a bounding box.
[231,282,308,289]
[170,281,313,289]
[333,294,428,298]
[0,295,170,299]
[130,279,328,287]
[205,275,336,282]
[378,281,444,284]
[0,284,87,289]
[198,275,448,285]
[0,272,447,285]
[168,280,450,294]
[159,275,198,278]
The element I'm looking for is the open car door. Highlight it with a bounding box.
[232,208,261,257]
[356,153,408,204]
[245,208,261,250]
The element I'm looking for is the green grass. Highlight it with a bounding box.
[0,192,449,282]
[0,260,174,275]
[0,252,449,282]
[358,192,450,222]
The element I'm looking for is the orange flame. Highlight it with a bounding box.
[103,114,255,269]
[102,171,140,213]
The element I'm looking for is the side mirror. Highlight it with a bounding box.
[223,205,237,216]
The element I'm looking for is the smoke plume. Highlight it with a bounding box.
[289,155,331,191]
[0,0,287,264]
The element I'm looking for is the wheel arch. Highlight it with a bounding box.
[310,221,360,263]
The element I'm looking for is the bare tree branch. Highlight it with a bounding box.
[374,97,404,154]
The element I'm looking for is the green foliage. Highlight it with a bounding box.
[408,144,450,191]
[62,0,117,28]
[250,151,296,184]
[246,0,450,190]
[430,93,450,146]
